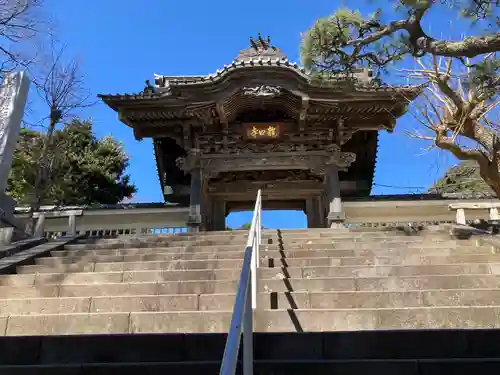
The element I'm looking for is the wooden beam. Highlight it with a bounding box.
[208,180,323,195]
[117,110,133,128]
[215,102,229,149]
[215,102,228,128]
[132,128,144,141]
[298,95,309,131]
[132,125,181,139]
[182,123,192,150]
[228,200,306,212]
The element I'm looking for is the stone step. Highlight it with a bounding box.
[295,264,494,278]
[77,233,249,243]
[261,274,500,292]
[286,229,450,237]
[37,252,500,268]
[277,240,468,250]
[74,230,432,244]
[272,228,411,235]
[66,240,246,251]
[2,306,500,335]
[275,231,454,240]
[15,263,495,279]
[61,240,471,254]
[2,359,500,375]
[268,254,500,267]
[277,235,455,244]
[267,246,493,258]
[79,234,429,247]
[50,244,489,261]
[68,235,461,249]
[3,273,500,296]
[3,289,500,316]
[80,233,421,247]
[2,329,500,365]
[30,258,247,272]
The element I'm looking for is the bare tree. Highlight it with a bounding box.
[24,38,93,234]
[301,2,500,196]
[0,0,47,74]
[403,53,500,196]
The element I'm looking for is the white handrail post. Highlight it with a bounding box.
[251,239,257,309]
[68,213,77,236]
[456,208,466,225]
[219,189,261,375]
[490,207,500,221]
[243,273,254,375]
[257,212,261,262]
[34,213,46,238]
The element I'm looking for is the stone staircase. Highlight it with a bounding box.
[2,227,500,373]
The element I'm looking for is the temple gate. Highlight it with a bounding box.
[99,35,420,231]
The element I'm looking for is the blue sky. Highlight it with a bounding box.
[38,0,476,229]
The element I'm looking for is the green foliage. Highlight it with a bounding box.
[467,58,500,97]
[428,160,495,195]
[6,119,137,205]
[300,9,366,71]
[301,7,406,76]
[240,223,252,230]
[301,1,499,77]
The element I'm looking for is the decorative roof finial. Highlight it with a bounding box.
[236,34,286,61]
[257,33,266,47]
[250,36,258,50]
[143,79,155,94]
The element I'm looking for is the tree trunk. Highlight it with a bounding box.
[478,155,500,199]
[24,115,58,236]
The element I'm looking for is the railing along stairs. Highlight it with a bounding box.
[219,189,262,375]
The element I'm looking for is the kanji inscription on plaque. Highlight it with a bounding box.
[244,123,282,140]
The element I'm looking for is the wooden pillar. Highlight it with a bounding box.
[326,166,345,228]
[212,200,226,231]
[306,197,320,228]
[187,168,202,232]
[317,195,326,228]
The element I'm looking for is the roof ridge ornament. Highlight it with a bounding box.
[236,33,287,62]
[242,85,283,98]
[250,33,274,52]
[143,79,155,94]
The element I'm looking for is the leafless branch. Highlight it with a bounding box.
[0,0,47,74]
[24,37,95,235]
[400,53,500,196]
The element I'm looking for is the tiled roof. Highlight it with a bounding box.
[155,57,308,86]
[99,60,421,102]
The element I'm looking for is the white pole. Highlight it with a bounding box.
[34,213,46,238]
[243,275,254,375]
[251,237,257,309]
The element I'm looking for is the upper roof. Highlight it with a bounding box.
[98,35,422,107]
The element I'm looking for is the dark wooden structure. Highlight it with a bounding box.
[99,35,421,230]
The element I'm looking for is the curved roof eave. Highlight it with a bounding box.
[98,59,424,108]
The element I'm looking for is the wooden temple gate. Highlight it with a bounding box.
[99,34,421,231]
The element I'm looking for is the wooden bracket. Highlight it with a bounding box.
[298,95,309,131]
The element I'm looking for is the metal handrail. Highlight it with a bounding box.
[219,189,262,375]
